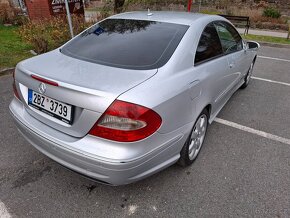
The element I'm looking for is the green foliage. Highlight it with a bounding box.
[18,16,92,54]
[263,7,281,19]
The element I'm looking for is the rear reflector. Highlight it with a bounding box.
[89,100,162,142]
[31,74,58,86]
[12,70,20,100]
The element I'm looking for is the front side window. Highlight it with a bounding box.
[194,23,223,65]
[214,21,243,54]
[61,19,189,70]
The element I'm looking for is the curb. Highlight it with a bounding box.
[257,41,290,49]
[0,68,15,77]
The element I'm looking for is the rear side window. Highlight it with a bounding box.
[61,19,189,70]
[214,21,243,54]
[194,23,223,65]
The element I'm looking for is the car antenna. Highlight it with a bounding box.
[147,8,153,16]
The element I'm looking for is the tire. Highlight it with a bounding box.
[178,108,209,167]
[240,60,255,89]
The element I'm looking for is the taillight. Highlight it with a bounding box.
[12,70,20,100]
[89,100,162,142]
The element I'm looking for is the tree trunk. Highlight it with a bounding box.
[114,0,125,13]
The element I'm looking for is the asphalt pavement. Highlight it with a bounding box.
[0,46,290,217]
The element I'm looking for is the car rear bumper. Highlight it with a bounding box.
[9,98,190,185]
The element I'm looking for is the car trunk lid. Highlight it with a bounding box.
[15,50,157,137]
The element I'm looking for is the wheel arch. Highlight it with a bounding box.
[205,104,212,117]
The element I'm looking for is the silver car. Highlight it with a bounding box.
[9,11,259,185]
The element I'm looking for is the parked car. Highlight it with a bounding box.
[9,11,259,185]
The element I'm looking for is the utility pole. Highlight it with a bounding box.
[64,0,74,38]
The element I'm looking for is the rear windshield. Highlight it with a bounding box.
[61,19,189,70]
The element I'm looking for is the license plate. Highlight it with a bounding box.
[28,89,73,124]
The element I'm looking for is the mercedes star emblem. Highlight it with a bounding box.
[39,83,46,94]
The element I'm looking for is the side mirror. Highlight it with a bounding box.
[246,41,260,51]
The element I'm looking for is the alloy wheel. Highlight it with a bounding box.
[188,114,208,160]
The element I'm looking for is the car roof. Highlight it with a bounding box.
[110,11,222,26]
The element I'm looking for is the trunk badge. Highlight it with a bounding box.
[39,83,46,94]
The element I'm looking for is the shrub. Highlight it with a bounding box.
[13,15,29,26]
[100,0,114,19]
[19,15,93,54]
[124,0,187,11]
[125,0,186,6]
[251,14,285,25]
[0,3,15,24]
[263,7,281,19]
[0,2,28,25]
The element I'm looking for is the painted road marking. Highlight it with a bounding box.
[252,76,290,87]
[258,55,290,63]
[0,201,11,218]
[215,118,290,146]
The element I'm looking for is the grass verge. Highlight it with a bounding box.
[0,25,33,70]
[243,34,290,45]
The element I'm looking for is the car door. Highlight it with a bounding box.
[214,21,248,92]
[193,22,232,116]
